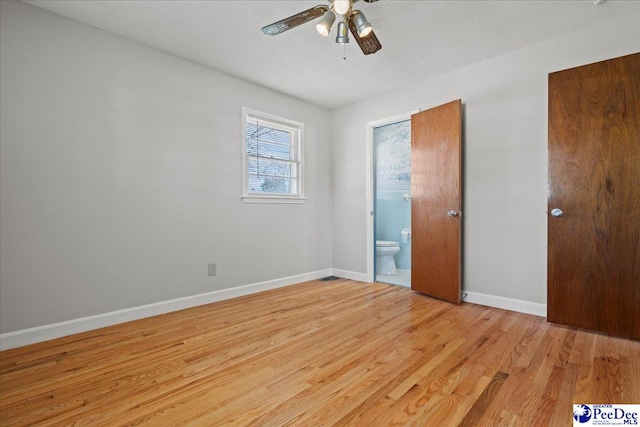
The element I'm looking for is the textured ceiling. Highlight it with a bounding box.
[23,0,640,109]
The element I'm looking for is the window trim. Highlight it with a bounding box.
[241,107,305,204]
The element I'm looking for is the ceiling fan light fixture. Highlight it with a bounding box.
[335,20,349,44]
[260,0,381,55]
[333,0,351,16]
[352,10,373,37]
[316,10,336,36]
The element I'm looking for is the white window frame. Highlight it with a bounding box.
[241,107,305,204]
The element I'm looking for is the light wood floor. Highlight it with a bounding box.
[1,279,638,426]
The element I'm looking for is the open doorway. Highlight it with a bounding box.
[367,114,414,287]
[366,101,462,303]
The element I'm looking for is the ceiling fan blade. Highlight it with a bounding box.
[348,19,382,55]
[262,5,329,36]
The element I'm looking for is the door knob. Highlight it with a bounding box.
[447,210,462,217]
[550,208,563,217]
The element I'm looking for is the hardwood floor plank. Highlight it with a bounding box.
[623,337,640,403]
[387,336,466,400]
[548,361,579,426]
[1,279,638,426]
[458,371,509,427]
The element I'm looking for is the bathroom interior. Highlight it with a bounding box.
[374,119,411,288]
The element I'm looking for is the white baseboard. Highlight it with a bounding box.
[462,290,547,317]
[0,270,548,350]
[331,268,369,282]
[0,269,332,351]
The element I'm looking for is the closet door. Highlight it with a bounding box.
[411,100,462,303]
[548,53,640,340]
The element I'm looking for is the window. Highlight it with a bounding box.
[242,108,304,203]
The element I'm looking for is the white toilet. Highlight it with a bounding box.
[376,240,401,275]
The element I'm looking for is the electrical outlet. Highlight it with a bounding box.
[208,263,216,276]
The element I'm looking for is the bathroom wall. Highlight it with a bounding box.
[374,120,411,270]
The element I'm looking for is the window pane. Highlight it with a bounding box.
[245,122,291,145]
[247,140,292,160]
[248,175,293,194]
[248,157,293,177]
[246,122,293,161]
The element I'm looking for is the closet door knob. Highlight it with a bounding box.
[447,210,462,217]
[551,208,563,217]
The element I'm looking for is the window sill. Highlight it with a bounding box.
[242,195,306,204]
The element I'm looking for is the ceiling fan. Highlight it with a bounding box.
[261,0,382,55]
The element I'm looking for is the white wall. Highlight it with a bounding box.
[331,12,640,305]
[0,0,332,334]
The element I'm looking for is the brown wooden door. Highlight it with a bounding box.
[548,53,640,340]
[411,100,462,303]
